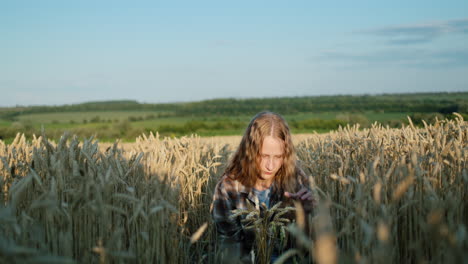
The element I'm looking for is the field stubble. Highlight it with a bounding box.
[0,115,467,263]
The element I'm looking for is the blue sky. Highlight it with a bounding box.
[1,1,467,106]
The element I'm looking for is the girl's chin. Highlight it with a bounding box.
[259,173,275,179]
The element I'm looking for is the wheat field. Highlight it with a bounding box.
[0,115,466,263]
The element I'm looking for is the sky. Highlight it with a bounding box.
[1,0,467,107]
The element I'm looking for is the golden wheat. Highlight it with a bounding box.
[0,116,466,263]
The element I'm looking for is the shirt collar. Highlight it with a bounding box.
[237,180,279,210]
[237,182,258,208]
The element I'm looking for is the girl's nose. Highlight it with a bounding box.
[266,158,273,170]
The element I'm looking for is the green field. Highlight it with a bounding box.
[1,92,466,141]
[1,111,415,127]
[15,111,161,123]
[0,111,447,142]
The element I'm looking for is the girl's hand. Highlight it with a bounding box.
[284,187,317,211]
[284,187,313,201]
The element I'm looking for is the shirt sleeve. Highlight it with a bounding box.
[211,179,242,239]
[210,177,252,262]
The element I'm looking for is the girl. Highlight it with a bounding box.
[211,111,316,263]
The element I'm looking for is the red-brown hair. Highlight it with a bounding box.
[224,111,298,192]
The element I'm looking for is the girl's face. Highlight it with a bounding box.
[258,135,284,183]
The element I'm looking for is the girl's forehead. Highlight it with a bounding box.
[261,136,285,152]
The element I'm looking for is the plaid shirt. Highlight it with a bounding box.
[210,168,312,263]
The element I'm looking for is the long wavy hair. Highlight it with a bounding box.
[224,111,298,192]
